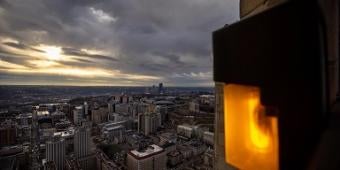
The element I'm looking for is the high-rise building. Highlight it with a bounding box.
[74,127,90,158]
[31,106,41,170]
[73,106,83,126]
[91,106,108,124]
[46,136,66,170]
[115,103,131,114]
[138,112,161,135]
[158,83,163,94]
[84,102,88,116]
[108,101,115,114]
[155,105,168,124]
[127,144,166,170]
[74,127,93,170]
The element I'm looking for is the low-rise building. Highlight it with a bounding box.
[167,150,183,167]
[203,131,214,146]
[177,125,194,138]
[0,120,17,146]
[102,125,125,144]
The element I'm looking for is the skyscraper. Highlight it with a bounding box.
[108,101,115,114]
[73,106,83,126]
[74,127,90,158]
[84,102,88,116]
[158,83,163,94]
[74,126,93,170]
[46,136,66,170]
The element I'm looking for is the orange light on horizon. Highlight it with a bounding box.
[224,84,278,170]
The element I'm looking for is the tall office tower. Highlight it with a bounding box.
[84,102,88,116]
[31,106,41,170]
[158,83,163,94]
[138,112,161,135]
[73,106,83,126]
[74,127,91,158]
[127,144,166,170]
[108,101,115,114]
[46,136,66,170]
[74,126,94,170]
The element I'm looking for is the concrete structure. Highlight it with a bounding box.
[177,124,195,138]
[16,113,32,126]
[110,94,132,104]
[189,101,200,113]
[203,131,214,146]
[108,101,115,114]
[159,132,177,145]
[46,137,66,170]
[138,112,161,135]
[115,103,131,114]
[96,150,118,170]
[0,120,17,146]
[84,102,88,116]
[127,144,166,170]
[239,0,287,18]
[167,151,183,167]
[73,106,83,126]
[155,105,168,124]
[91,107,108,124]
[54,128,74,153]
[74,127,90,158]
[102,124,125,144]
[74,127,92,170]
[108,112,126,122]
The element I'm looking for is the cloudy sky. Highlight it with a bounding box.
[0,0,239,86]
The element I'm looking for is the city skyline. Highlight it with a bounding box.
[0,0,239,86]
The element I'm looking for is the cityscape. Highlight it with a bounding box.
[1,0,340,170]
[0,84,215,170]
[0,0,230,169]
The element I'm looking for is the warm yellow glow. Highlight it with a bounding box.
[6,67,113,78]
[0,60,28,70]
[28,60,60,68]
[42,46,62,60]
[248,98,270,150]
[224,84,278,170]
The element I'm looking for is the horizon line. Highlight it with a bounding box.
[0,84,214,88]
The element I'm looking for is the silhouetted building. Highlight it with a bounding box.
[158,83,163,94]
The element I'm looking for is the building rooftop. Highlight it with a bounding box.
[129,144,163,159]
[104,125,124,131]
[37,110,49,116]
[54,129,74,138]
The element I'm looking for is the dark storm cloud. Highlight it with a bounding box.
[0,0,239,86]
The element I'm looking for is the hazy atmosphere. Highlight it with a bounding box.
[0,0,239,86]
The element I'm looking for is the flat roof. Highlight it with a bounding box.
[129,144,163,159]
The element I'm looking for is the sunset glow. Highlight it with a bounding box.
[42,46,62,61]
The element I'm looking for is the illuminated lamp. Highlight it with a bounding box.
[213,1,329,170]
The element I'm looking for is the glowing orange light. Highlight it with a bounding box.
[224,84,278,170]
